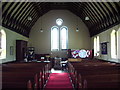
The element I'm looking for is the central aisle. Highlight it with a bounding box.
[44,71,73,90]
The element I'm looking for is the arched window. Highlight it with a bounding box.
[0,29,6,59]
[96,36,100,56]
[56,18,63,26]
[94,37,97,56]
[94,36,99,56]
[51,18,68,51]
[60,26,68,50]
[51,26,59,51]
[117,28,120,59]
[111,30,117,59]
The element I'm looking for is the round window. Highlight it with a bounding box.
[56,18,63,26]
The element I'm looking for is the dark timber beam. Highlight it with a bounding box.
[20,3,35,30]
[107,2,118,23]
[9,3,24,28]
[83,3,98,28]
[114,2,120,20]
[97,2,110,27]
[13,2,29,32]
[102,2,114,24]
[90,3,104,31]
[2,2,14,24]
[87,3,101,32]
[6,2,20,26]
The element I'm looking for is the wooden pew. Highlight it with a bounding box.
[68,59,120,89]
[2,62,51,89]
[83,74,120,88]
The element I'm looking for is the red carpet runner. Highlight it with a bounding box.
[44,73,73,90]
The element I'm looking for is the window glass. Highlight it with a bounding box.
[51,19,68,51]
[96,36,100,56]
[56,18,63,26]
[60,26,68,49]
[0,29,6,59]
[94,36,99,56]
[111,30,117,58]
[94,37,97,56]
[117,28,120,59]
[51,26,59,51]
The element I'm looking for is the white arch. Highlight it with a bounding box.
[94,36,99,56]
[111,30,117,59]
[51,19,68,51]
[60,26,68,49]
[0,29,6,59]
[56,18,63,26]
[117,28,120,59]
[51,26,59,51]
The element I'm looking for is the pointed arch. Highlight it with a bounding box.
[51,19,68,51]
[117,28,120,59]
[51,26,59,51]
[0,29,6,59]
[60,26,68,50]
[94,36,100,56]
[111,30,117,59]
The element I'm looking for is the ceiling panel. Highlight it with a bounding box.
[2,2,120,37]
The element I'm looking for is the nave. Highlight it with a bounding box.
[2,58,120,89]
[1,1,120,90]
[44,69,73,90]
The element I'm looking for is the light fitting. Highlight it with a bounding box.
[40,28,43,32]
[76,28,79,32]
[56,18,63,26]
[85,16,89,21]
[76,16,79,32]
[28,16,32,21]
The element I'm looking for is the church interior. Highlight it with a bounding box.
[0,1,120,89]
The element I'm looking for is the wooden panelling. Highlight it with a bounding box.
[2,2,120,37]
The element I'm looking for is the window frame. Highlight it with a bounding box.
[117,28,120,59]
[51,19,68,51]
[0,29,6,59]
[56,18,63,26]
[60,26,68,50]
[51,26,59,51]
[111,30,117,59]
[94,36,100,56]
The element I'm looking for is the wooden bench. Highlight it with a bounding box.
[68,59,120,89]
[2,62,52,89]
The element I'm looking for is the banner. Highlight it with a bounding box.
[101,42,107,54]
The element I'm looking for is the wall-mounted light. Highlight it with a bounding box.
[85,16,89,21]
[27,16,32,21]
[76,16,79,32]
[40,16,43,32]
[40,28,43,32]
[76,27,79,32]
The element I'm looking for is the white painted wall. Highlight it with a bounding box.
[91,24,120,63]
[29,10,91,58]
[0,26,28,63]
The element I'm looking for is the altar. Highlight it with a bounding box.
[54,58,62,70]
